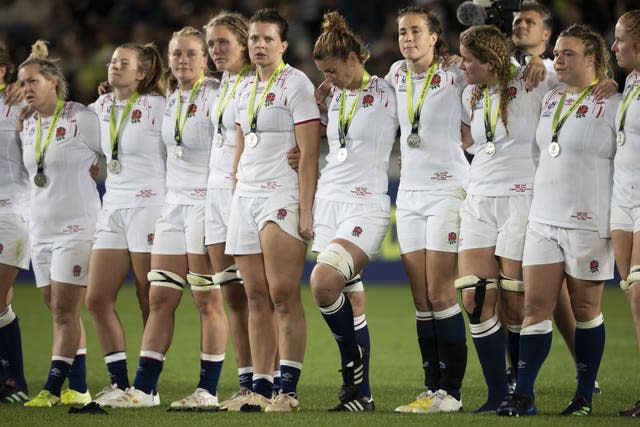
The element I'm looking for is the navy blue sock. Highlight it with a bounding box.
[43,358,73,396]
[507,329,520,377]
[197,356,224,395]
[417,312,439,392]
[354,317,371,398]
[470,317,507,406]
[239,368,253,390]
[435,308,467,400]
[105,352,129,389]
[0,316,27,389]
[67,351,87,393]
[253,376,273,399]
[133,353,163,394]
[320,294,360,365]
[273,371,281,394]
[516,321,553,398]
[280,362,302,396]
[574,318,605,402]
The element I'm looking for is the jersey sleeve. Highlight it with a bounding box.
[461,85,473,126]
[76,107,102,155]
[289,73,321,125]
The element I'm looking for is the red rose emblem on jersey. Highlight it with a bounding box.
[576,105,588,118]
[362,94,374,108]
[277,208,287,220]
[351,226,363,237]
[72,265,82,277]
[447,232,457,245]
[506,86,517,101]
[589,260,599,273]
[55,127,66,141]
[131,109,142,123]
[265,92,276,107]
[147,233,155,246]
[430,74,442,89]
[187,103,197,117]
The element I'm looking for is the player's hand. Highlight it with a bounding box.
[4,82,23,105]
[523,56,546,91]
[592,78,618,100]
[98,80,112,96]
[298,210,314,240]
[287,145,301,172]
[17,105,34,131]
[442,54,461,70]
[315,80,333,113]
[89,163,99,181]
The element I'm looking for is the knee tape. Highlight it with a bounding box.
[187,272,219,292]
[316,243,354,281]
[500,272,524,293]
[212,264,242,287]
[454,275,498,324]
[148,269,185,291]
[343,274,363,293]
[625,265,640,291]
[0,305,16,328]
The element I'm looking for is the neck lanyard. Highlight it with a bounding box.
[617,80,640,133]
[246,61,285,133]
[406,62,438,135]
[0,83,6,94]
[109,91,140,159]
[216,64,250,131]
[551,81,598,142]
[174,74,204,146]
[483,87,500,143]
[35,99,65,173]
[338,70,371,147]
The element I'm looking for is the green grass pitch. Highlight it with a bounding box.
[4,282,640,426]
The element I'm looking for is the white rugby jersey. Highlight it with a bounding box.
[234,64,320,196]
[462,66,556,196]
[613,70,640,208]
[90,93,166,208]
[161,77,219,205]
[207,70,252,190]
[0,94,29,215]
[316,75,398,204]
[530,87,620,236]
[20,101,101,242]
[386,60,468,191]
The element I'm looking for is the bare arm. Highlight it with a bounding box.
[461,122,474,151]
[294,120,320,240]
[232,124,245,192]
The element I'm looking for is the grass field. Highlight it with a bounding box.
[3,282,640,426]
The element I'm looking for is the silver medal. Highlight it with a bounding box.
[34,172,47,187]
[213,132,223,147]
[173,145,184,160]
[108,159,121,174]
[245,132,258,148]
[617,130,626,146]
[337,147,348,162]
[485,141,496,157]
[548,141,560,157]
[407,133,421,148]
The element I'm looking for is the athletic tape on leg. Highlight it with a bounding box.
[454,275,498,324]
[212,265,242,286]
[187,272,219,291]
[500,272,524,293]
[148,269,185,291]
[317,243,354,281]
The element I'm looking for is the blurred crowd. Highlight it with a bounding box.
[1,0,640,104]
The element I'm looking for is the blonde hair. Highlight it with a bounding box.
[558,24,612,82]
[117,43,165,94]
[19,40,69,100]
[313,11,370,63]
[204,10,250,63]
[460,25,513,128]
[169,26,207,55]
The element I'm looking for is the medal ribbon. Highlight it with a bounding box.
[617,80,640,133]
[35,99,65,174]
[406,62,438,134]
[216,64,250,132]
[337,71,371,147]
[246,61,286,133]
[109,91,140,160]
[482,87,500,143]
[0,83,6,94]
[551,80,598,142]
[174,74,205,146]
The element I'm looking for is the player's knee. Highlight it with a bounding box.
[212,265,242,287]
[148,269,185,291]
[188,272,219,292]
[316,243,354,281]
[455,275,497,323]
[500,273,524,293]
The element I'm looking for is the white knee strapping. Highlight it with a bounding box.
[187,272,219,292]
[317,243,354,281]
[454,275,498,291]
[500,272,524,293]
[575,313,604,329]
[212,265,242,286]
[343,274,363,293]
[148,269,185,291]
[625,265,640,291]
[520,320,553,335]
[0,305,16,328]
